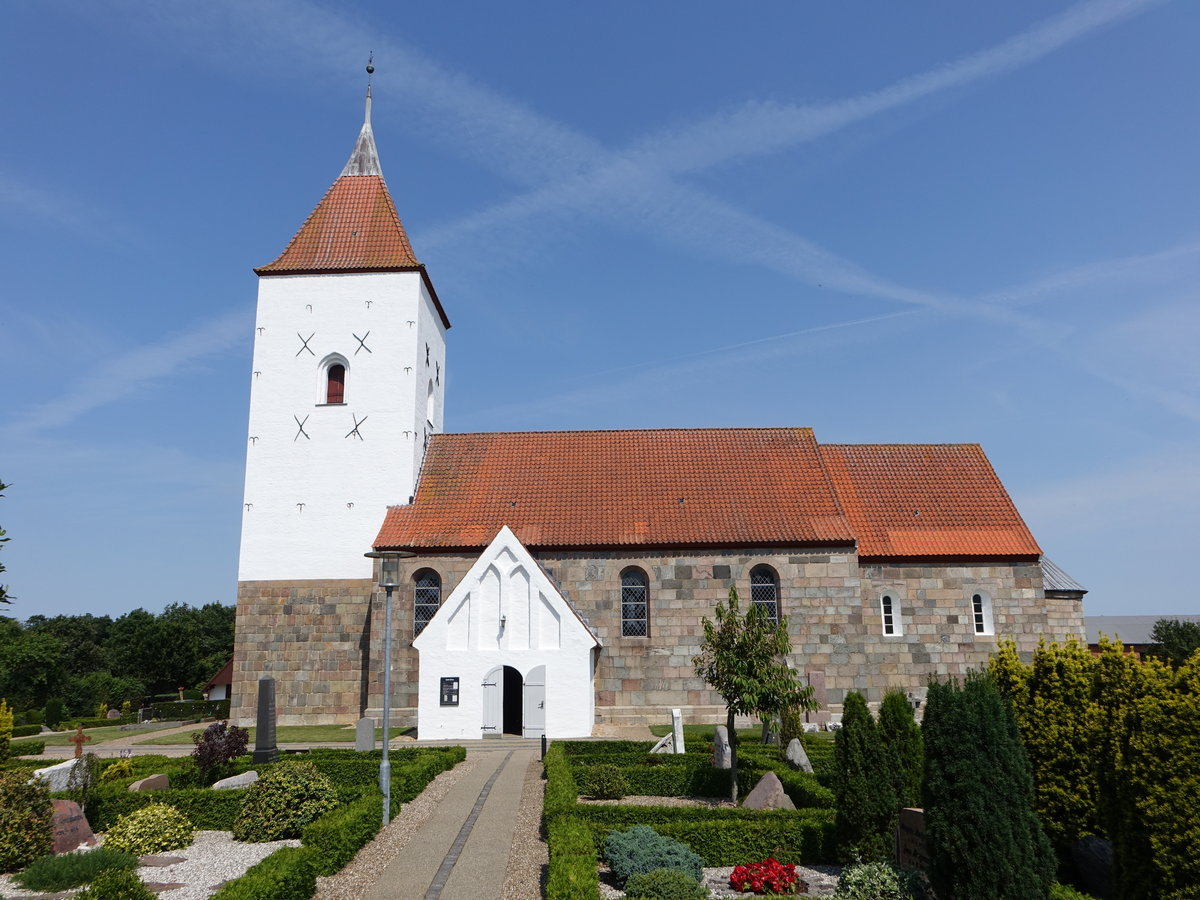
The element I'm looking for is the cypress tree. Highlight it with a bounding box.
[922,672,1055,900]
[878,687,923,810]
[834,691,894,861]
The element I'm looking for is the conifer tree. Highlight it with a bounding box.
[878,687,923,810]
[922,672,1055,900]
[833,691,894,861]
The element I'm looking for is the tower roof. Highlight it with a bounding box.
[256,85,450,328]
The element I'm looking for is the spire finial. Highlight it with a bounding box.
[364,53,375,124]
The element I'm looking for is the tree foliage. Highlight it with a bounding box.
[0,480,11,605]
[1145,618,1200,668]
[834,691,895,862]
[692,587,813,801]
[922,671,1055,900]
[878,687,923,811]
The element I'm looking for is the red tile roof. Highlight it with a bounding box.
[819,444,1041,559]
[375,428,855,551]
[375,431,1041,561]
[256,174,451,329]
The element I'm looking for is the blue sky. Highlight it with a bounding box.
[2,0,1197,620]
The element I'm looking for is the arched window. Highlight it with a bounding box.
[880,593,903,636]
[426,379,435,423]
[326,364,346,404]
[750,565,779,626]
[971,591,994,636]
[414,569,441,637]
[620,568,648,637]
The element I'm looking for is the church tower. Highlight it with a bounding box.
[237,81,450,584]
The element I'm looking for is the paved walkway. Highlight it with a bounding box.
[364,741,538,900]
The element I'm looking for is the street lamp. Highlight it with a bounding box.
[364,548,414,825]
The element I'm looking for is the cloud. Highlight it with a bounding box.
[2,307,250,439]
[0,170,137,242]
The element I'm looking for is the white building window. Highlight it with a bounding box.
[880,593,903,636]
[971,591,994,636]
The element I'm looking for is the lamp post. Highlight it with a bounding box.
[364,548,414,825]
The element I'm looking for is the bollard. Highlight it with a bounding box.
[541,734,547,760]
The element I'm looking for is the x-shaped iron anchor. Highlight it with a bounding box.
[353,331,372,355]
[345,414,368,440]
[296,332,316,357]
[294,414,311,441]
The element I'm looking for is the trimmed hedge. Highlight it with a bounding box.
[12,740,46,756]
[12,725,42,738]
[86,786,245,831]
[150,700,231,720]
[302,791,383,876]
[210,845,315,900]
[546,815,599,900]
[64,717,135,730]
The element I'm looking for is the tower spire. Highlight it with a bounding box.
[341,54,382,177]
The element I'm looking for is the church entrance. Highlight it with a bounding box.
[502,665,523,735]
[481,664,547,737]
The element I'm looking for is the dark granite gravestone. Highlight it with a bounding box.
[895,808,929,872]
[252,677,279,764]
[51,799,97,854]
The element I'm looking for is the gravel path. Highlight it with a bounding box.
[501,754,549,900]
[311,758,476,900]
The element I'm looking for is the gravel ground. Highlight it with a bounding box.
[0,831,301,900]
[311,758,476,900]
[598,864,842,899]
[500,754,549,900]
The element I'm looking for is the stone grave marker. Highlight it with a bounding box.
[743,771,795,810]
[356,716,375,751]
[31,758,84,793]
[213,771,258,790]
[51,799,97,854]
[106,708,122,719]
[895,808,929,872]
[785,737,813,772]
[252,677,279,764]
[69,724,92,758]
[128,774,170,792]
[713,725,732,769]
[671,708,685,754]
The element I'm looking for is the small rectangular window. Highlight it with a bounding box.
[972,592,994,636]
[882,595,895,635]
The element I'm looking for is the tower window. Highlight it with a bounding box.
[621,568,649,637]
[326,364,346,404]
[971,592,995,636]
[750,565,780,625]
[881,593,903,636]
[414,569,441,637]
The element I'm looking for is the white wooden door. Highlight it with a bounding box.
[523,665,546,738]
[482,666,502,736]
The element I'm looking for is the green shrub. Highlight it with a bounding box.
[101,758,135,782]
[834,692,895,862]
[87,784,244,831]
[624,867,709,899]
[1049,884,1097,900]
[11,739,45,756]
[0,698,13,763]
[878,688,923,811]
[0,769,53,873]
[604,825,703,886]
[302,790,382,876]
[546,816,598,900]
[150,699,231,720]
[11,724,42,738]
[233,761,339,842]
[104,803,194,856]
[544,743,580,821]
[74,868,156,900]
[583,764,628,800]
[13,848,138,891]
[43,699,66,729]
[833,860,925,899]
[209,845,316,900]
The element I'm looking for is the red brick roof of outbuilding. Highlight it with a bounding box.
[374,428,856,551]
[818,443,1041,560]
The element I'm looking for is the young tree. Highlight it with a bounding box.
[922,671,1055,900]
[692,587,813,802]
[834,691,895,861]
[878,687,923,811]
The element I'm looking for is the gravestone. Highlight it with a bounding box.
[51,799,97,854]
[69,724,92,758]
[713,725,732,769]
[760,721,780,745]
[895,808,929,872]
[742,771,795,810]
[785,738,813,773]
[671,708,685,754]
[212,771,258,790]
[252,677,279,764]
[31,759,84,793]
[356,716,375,752]
[128,774,170,792]
[105,708,122,719]
[649,732,674,754]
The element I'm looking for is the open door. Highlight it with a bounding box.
[523,665,546,738]
[481,666,502,737]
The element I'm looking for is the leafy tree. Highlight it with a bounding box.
[692,587,813,801]
[0,480,11,605]
[26,614,112,677]
[878,688,923,811]
[1145,618,1200,668]
[0,630,67,710]
[922,671,1055,900]
[834,691,895,861]
[68,671,146,718]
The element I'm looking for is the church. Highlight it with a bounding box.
[230,86,1086,737]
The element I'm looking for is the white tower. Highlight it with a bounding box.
[238,85,449,582]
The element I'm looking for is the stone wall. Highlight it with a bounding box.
[233,550,1085,728]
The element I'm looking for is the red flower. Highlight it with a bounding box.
[729,858,801,895]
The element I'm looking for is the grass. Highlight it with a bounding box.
[11,721,194,746]
[134,724,413,745]
[13,848,137,891]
